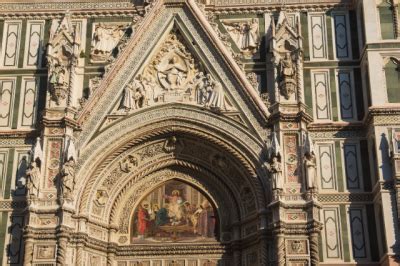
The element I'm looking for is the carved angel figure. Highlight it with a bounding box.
[304,152,317,190]
[61,158,76,198]
[26,161,40,198]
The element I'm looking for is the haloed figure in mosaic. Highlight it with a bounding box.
[131,180,216,242]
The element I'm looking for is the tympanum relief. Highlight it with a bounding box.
[91,23,130,62]
[115,30,233,114]
[221,18,260,57]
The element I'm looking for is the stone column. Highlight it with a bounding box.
[76,244,83,266]
[274,233,285,266]
[309,232,319,266]
[23,238,34,266]
[56,236,68,266]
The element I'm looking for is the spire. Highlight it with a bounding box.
[32,137,43,163]
[65,137,77,162]
[268,132,281,159]
[303,132,315,155]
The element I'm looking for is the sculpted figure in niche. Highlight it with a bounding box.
[280,52,295,79]
[267,155,283,190]
[304,152,317,190]
[26,161,40,198]
[61,158,75,199]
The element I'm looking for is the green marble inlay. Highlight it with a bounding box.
[360,140,372,192]
[0,21,4,53]
[349,11,359,59]
[43,19,52,68]
[339,204,350,261]
[385,60,400,103]
[318,233,324,262]
[37,76,47,115]
[329,69,338,121]
[85,18,94,66]
[11,76,22,129]
[326,12,334,60]
[0,212,6,264]
[4,149,14,199]
[353,68,364,120]
[335,141,344,192]
[366,204,380,261]
[17,20,27,68]
[300,12,309,61]
[379,5,395,40]
[304,61,359,68]
[303,69,313,117]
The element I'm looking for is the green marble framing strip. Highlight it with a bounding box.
[366,204,380,261]
[326,11,334,61]
[349,10,359,59]
[0,21,4,53]
[339,204,350,261]
[303,69,313,118]
[11,76,21,129]
[329,68,338,121]
[0,212,7,265]
[4,148,14,199]
[300,12,310,61]
[17,19,27,69]
[360,140,372,192]
[335,141,344,192]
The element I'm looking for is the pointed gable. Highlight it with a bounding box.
[75,0,269,147]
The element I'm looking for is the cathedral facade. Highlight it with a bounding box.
[0,0,399,265]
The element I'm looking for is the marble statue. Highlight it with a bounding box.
[26,162,40,198]
[304,152,317,190]
[267,156,283,190]
[61,158,75,199]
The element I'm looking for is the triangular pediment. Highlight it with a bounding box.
[76,0,269,147]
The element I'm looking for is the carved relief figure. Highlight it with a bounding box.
[91,23,127,61]
[26,162,40,198]
[222,18,260,56]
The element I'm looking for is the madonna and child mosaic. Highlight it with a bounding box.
[131,180,217,243]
